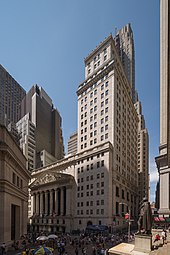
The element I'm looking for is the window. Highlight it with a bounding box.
[12,172,16,184]
[101,84,104,90]
[97,162,100,168]
[101,93,104,99]
[116,186,119,197]
[101,160,104,167]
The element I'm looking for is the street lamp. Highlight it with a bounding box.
[119,202,131,243]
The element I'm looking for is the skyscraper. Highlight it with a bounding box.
[21,85,65,169]
[134,99,149,203]
[76,33,139,230]
[114,24,136,103]
[155,0,170,216]
[0,64,26,126]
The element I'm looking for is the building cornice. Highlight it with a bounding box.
[84,34,113,63]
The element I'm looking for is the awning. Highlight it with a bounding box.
[154,217,160,222]
[159,217,165,222]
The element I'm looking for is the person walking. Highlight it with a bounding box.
[75,247,79,255]
[161,229,166,244]
[1,243,6,255]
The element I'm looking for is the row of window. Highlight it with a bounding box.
[77,160,104,173]
[77,189,105,198]
[77,208,104,215]
[80,134,109,149]
[77,199,104,207]
[116,186,136,203]
[77,182,104,191]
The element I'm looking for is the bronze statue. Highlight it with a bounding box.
[137,197,152,234]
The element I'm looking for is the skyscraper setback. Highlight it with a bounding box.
[114,23,136,103]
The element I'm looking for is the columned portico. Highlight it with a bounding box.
[30,171,75,233]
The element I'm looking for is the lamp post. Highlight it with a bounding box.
[119,202,131,242]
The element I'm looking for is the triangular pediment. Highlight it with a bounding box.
[30,172,70,188]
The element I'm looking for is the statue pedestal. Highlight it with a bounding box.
[132,234,152,254]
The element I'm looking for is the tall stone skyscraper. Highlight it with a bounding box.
[21,85,65,169]
[134,99,149,203]
[156,0,170,216]
[114,24,136,103]
[76,33,139,230]
[0,64,26,126]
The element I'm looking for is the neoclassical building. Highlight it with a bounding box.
[0,125,30,246]
[30,170,76,233]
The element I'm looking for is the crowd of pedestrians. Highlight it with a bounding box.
[0,231,135,255]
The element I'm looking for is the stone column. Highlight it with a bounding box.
[45,191,48,215]
[50,190,53,215]
[66,187,71,216]
[33,193,36,214]
[160,171,170,211]
[36,193,39,215]
[40,192,43,216]
[60,187,64,215]
[55,189,58,214]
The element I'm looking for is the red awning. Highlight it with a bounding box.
[154,217,160,222]
[159,217,165,221]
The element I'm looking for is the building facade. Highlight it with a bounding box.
[134,100,149,202]
[155,0,170,216]
[30,32,139,233]
[21,85,65,169]
[16,113,36,171]
[0,125,30,245]
[67,132,78,155]
[114,24,136,103]
[0,64,26,126]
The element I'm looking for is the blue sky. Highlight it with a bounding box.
[0,0,159,201]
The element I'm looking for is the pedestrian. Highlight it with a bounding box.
[75,247,79,255]
[1,243,6,255]
[153,233,160,243]
[161,229,166,244]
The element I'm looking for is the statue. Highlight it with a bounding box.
[137,197,152,234]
